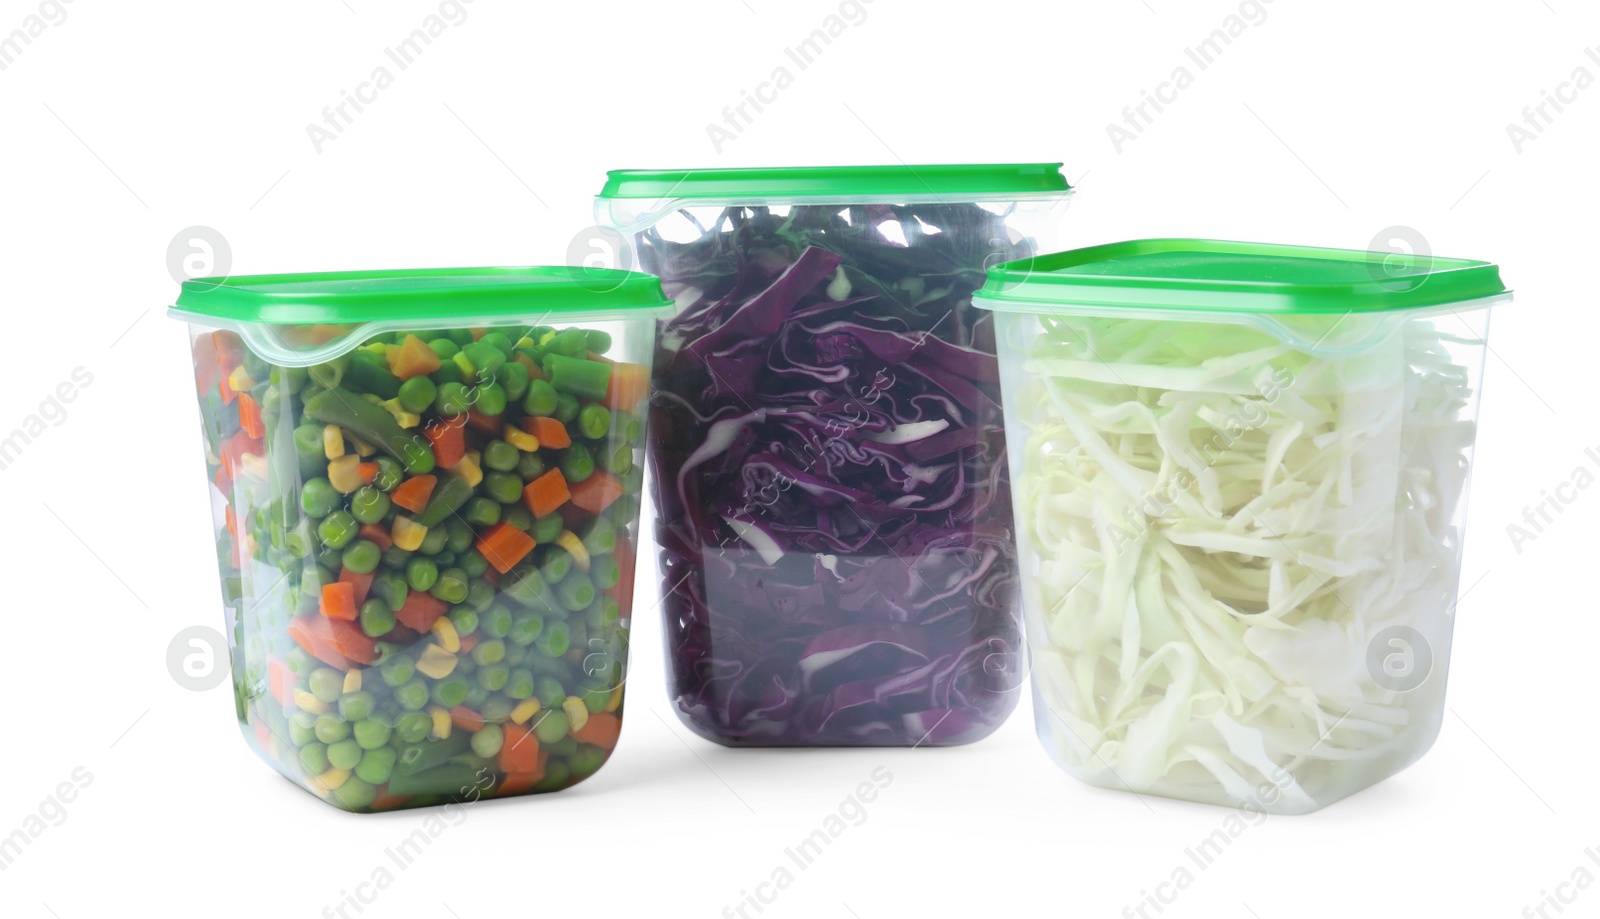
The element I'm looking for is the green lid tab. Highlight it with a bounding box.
[170,266,674,325]
[598,163,1070,201]
[977,239,1509,315]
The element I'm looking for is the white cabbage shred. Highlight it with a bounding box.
[1011,312,1483,813]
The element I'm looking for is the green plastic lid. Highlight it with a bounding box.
[977,239,1509,315]
[170,266,674,325]
[597,163,1071,201]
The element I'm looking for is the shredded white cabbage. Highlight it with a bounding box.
[1007,311,1484,813]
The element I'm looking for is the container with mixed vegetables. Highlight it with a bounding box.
[178,268,664,811]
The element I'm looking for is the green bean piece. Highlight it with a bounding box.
[547,327,590,357]
[302,387,434,474]
[591,554,621,591]
[538,621,572,657]
[394,711,431,744]
[416,475,475,529]
[576,403,611,441]
[482,439,520,472]
[308,355,349,390]
[431,675,470,708]
[397,376,437,414]
[395,679,430,710]
[534,675,565,706]
[380,546,412,571]
[418,524,448,555]
[599,442,634,475]
[522,379,558,417]
[498,360,529,402]
[449,605,480,636]
[482,604,514,640]
[501,567,549,608]
[510,613,545,646]
[341,539,381,574]
[301,478,340,518]
[471,639,506,666]
[506,669,536,700]
[431,568,469,604]
[317,511,359,550]
[394,731,469,776]
[338,691,375,722]
[346,352,402,400]
[287,646,315,676]
[294,424,327,477]
[386,762,480,798]
[406,557,439,592]
[461,342,505,380]
[544,354,611,400]
[539,546,573,584]
[581,516,617,555]
[462,685,488,710]
[556,573,595,612]
[476,663,509,692]
[444,516,474,553]
[584,329,613,354]
[349,486,391,525]
[502,502,533,531]
[284,519,316,558]
[380,655,415,687]
[466,577,495,612]
[360,598,397,637]
[553,392,580,424]
[611,409,643,444]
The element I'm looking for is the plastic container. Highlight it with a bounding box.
[596,164,1074,746]
[171,267,673,811]
[976,239,1509,813]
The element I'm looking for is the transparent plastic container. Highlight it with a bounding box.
[171,267,672,811]
[976,239,1509,812]
[597,164,1074,746]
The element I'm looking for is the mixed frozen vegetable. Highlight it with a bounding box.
[637,203,1028,745]
[1008,312,1481,810]
[193,322,645,811]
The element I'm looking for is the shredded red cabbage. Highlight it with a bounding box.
[641,203,1026,745]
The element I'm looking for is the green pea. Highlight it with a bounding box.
[333,776,377,810]
[396,679,430,710]
[341,539,382,575]
[482,439,520,472]
[431,568,469,604]
[581,683,612,714]
[502,502,533,532]
[480,697,513,724]
[608,494,640,525]
[576,403,611,441]
[476,663,509,692]
[309,667,344,704]
[353,718,392,750]
[339,691,375,722]
[506,669,536,700]
[471,639,506,666]
[470,724,504,759]
[350,486,391,525]
[475,382,507,416]
[600,442,634,476]
[327,739,363,771]
[547,735,578,758]
[463,497,501,527]
[535,759,571,793]
[461,551,491,580]
[287,646,316,676]
[431,675,470,708]
[283,518,315,558]
[510,613,544,646]
[301,478,340,517]
[517,451,546,481]
[432,362,464,386]
[480,331,515,357]
[371,571,408,612]
[462,342,505,379]
[463,685,489,710]
[394,711,431,744]
[538,621,572,657]
[380,655,415,687]
[498,360,529,402]
[581,516,617,555]
[533,709,569,744]
[522,379,558,417]
[611,409,643,444]
[559,444,594,483]
[445,517,474,554]
[485,472,523,505]
[299,742,330,775]
[355,746,397,785]
[428,338,460,360]
[406,557,439,592]
[288,711,318,746]
[449,605,479,636]
[553,393,580,424]
[532,513,565,545]
[481,604,514,640]
[372,457,405,492]
[502,567,548,608]
[435,382,470,416]
[360,598,396,637]
[584,329,612,354]
[397,376,437,414]
[316,511,358,550]
[381,545,412,571]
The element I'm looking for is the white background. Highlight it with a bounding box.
[0,1,1593,917]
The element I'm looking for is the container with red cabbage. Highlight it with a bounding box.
[597,165,1073,745]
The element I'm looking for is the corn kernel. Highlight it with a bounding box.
[605,685,622,713]
[323,424,345,460]
[510,698,542,725]
[452,351,476,376]
[554,530,591,572]
[315,767,350,791]
[226,364,256,393]
[380,399,421,430]
[416,644,458,680]
[447,452,483,488]
[342,669,362,694]
[503,424,539,452]
[429,706,452,740]
[431,616,461,654]
[391,516,428,551]
[561,696,589,733]
[327,454,365,493]
[292,688,329,715]
[240,453,268,481]
[348,434,377,457]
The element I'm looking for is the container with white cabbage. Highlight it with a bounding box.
[976,239,1508,813]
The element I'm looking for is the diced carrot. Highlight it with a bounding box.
[370,792,412,811]
[237,392,265,439]
[475,522,536,574]
[339,567,374,605]
[499,723,541,774]
[357,462,379,484]
[522,468,570,518]
[521,416,570,449]
[449,706,485,732]
[390,475,437,514]
[224,505,238,539]
[254,718,272,750]
[569,470,624,514]
[359,523,394,552]
[603,361,650,410]
[605,534,635,605]
[514,353,545,381]
[459,635,478,655]
[193,333,221,393]
[423,419,467,469]
[496,758,546,796]
[394,591,451,632]
[321,581,358,620]
[219,430,263,482]
[466,408,502,437]
[267,658,294,706]
[388,334,442,381]
[288,616,356,670]
[571,713,621,750]
[321,617,378,664]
